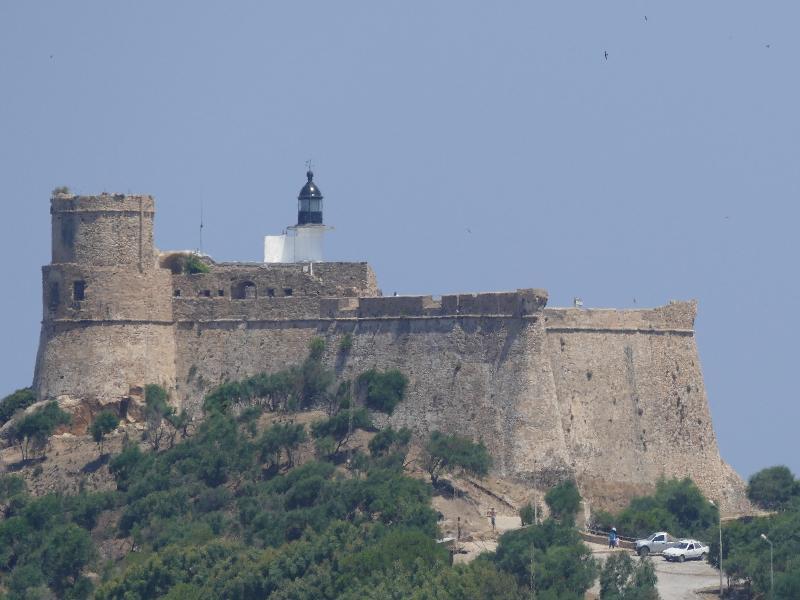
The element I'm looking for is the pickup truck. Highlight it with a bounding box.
[634,532,679,556]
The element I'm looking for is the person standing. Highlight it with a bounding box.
[488,508,497,532]
[609,527,618,549]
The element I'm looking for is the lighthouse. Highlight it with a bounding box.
[264,170,332,263]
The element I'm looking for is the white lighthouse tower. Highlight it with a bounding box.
[264,169,331,263]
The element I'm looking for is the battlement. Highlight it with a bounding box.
[544,300,697,333]
[50,192,155,215]
[171,288,548,322]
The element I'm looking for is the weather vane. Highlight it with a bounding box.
[305,159,313,171]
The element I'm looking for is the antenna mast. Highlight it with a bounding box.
[199,201,204,254]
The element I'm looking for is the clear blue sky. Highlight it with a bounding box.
[1,2,797,479]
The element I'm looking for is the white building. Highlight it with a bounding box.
[264,170,332,263]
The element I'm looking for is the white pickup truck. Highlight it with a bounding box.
[663,539,709,562]
[635,532,680,556]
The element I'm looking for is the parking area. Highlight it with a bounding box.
[587,544,721,600]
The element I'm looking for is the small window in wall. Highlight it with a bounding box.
[283,288,293,297]
[233,281,257,300]
[49,282,60,309]
[174,289,182,297]
[267,288,275,297]
[201,290,211,297]
[73,280,86,301]
[217,289,225,297]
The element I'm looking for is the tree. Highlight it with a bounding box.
[493,519,598,599]
[259,422,307,469]
[0,387,37,426]
[747,465,798,510]
[600,552,659,599]
[605,478,718,539]
[90,411,120,454]
[357,369,408,415]
[544,480,581,523]
[422,431,491,486]
[520,502,535,526]
[8,401,71,460]
[368,427,412,458]
[143,384,175,451]
[311,408,372,454]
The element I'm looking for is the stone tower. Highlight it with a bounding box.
[33,192,176,405]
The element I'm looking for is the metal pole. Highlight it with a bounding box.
[711,499,723,598]
[719,507,723,598]
[770,542,773,599]
[761,534,773,599]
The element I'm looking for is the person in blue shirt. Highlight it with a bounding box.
[608,527,618,549]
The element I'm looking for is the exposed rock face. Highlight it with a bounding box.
[31,193,748,513]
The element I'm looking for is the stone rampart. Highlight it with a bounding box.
[31,191,748,513]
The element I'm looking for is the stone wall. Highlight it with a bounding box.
[51,193,155,268]
[32,191,748,513]
[34,321,176,403]
[543,302,746,511]
[170,262,379,302]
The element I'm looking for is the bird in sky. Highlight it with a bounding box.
[644,15,648,22]
[604,51,608,60]
[466,228,472,234]
[765,44,771,48]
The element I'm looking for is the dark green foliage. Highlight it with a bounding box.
[203,340,334,415]
[368,426,411,458]
[357,368,408,414]
[422,430,492,486]
[747,465,799,510]
[143,384,175,450]
[0,484,107,598]
[51,185,70,195]
[544,479,581,522]
[599,552,659,599]
[6,400,71,460]
[311,408,372,453]
[91,410,120,453]
[338,333,353,353]
[603,478,718,539]
[707,507,800,598]
[493,519,598,599]
[258,422,307,468]
[520,502,535,526]
[184,254,210,274]
[0,388,36,426]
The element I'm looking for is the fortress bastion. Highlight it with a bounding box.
[32,190,748,513]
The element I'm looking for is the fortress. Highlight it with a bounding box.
[32,176,748,512]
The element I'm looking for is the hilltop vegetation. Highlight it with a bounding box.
[0,340,600,599]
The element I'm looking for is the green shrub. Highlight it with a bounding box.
[8,401,71,460]
[599,552,658,599]
[544,480,581,523]
[357,368,408,415]
[90,410,120,454]
[747,465,798,511]
[338,333,354,353]
[311,408,372,454]
[0,387,37,426]
[493,519,597,599]
[422,431,491,486]
[520,502,535,526]
[184,254,210,274]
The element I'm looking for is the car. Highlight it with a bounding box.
[663,539,709,562]
[635,532,679,556]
